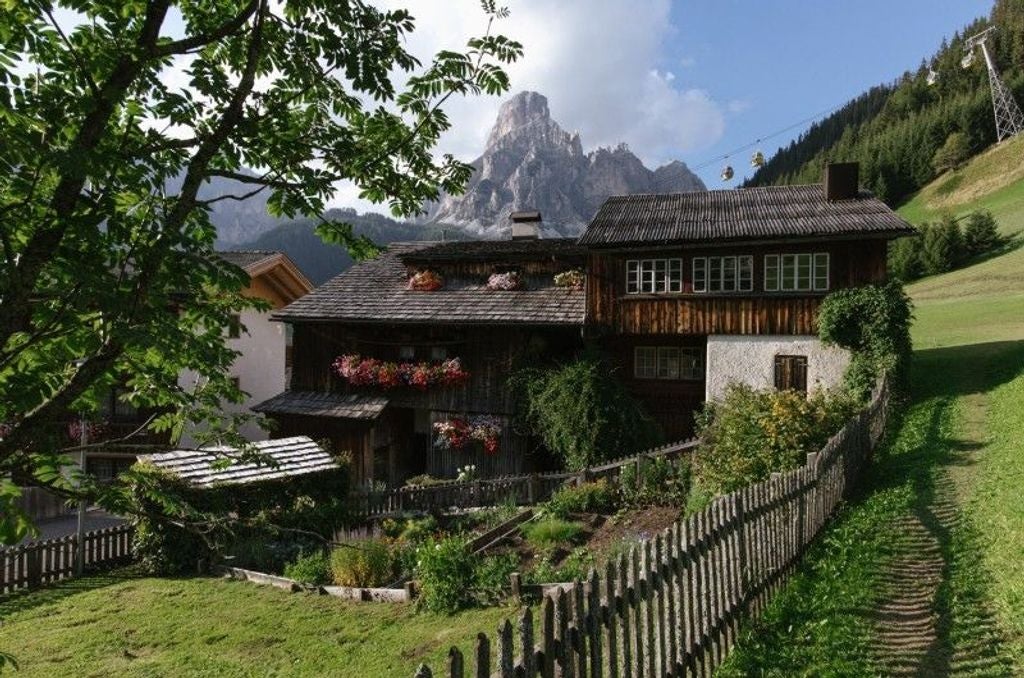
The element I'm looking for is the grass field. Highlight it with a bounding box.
[0,571,523,677]
[721,138,1024,674]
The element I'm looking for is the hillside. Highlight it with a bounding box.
[238,210,466,285]
[746,0,1024,206]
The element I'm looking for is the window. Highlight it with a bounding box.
[227,314,242,339]
[430,346,448,361]
[764,253,829,292]
[692,256,754,293]
[634,346,703,380]
[774,355,808,394]
[399,345,416,360]
[626,258,682,294]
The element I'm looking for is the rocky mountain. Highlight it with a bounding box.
[424,91,705,237]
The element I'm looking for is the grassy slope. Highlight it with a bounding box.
[721,140,1024,674]
[0,572,521,677]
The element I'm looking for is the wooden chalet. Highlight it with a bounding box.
[579,164,914,437]
[259,216,586,486]
[259,163,914,486]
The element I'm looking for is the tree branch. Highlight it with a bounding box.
[154,0,259,57]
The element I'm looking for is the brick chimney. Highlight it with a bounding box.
[510,210,542,240]
[823,162,860,201]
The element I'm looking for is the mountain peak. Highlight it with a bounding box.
[427,91,705,237]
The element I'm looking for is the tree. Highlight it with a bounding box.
[932,132,972,175]
[963,209,1002,257]
[921,216,964,275]
[888,232,925,281]
[0,0,521,543]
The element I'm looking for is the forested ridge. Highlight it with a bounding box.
[746,0,1024,205]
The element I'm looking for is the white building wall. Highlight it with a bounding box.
[705,334,849,401]
[178,308,286,446]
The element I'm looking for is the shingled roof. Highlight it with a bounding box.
[402,238,585,263]
[218,250,281,271]
[139,436,338,487]
[274,242,585,325]
[252,391,388,420]
[578,185,915,248]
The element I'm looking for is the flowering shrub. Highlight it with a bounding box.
[433,415,502,454]
[332,355,469,390]
[486,271,523,291]
[407,269,443,291]
[553,269,585,290]
[433,418,471,450]
[455,464,477,482]
[67,419,107,443]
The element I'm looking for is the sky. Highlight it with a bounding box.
[335,0,994,209]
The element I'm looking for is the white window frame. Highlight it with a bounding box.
[625,258,682,294]
[634,346,704,381]
[764,252,830,292]
[692,255,753,293]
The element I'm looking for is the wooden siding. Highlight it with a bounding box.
[289,323,581,416]
[586,239,888,335]
[605,335,705,440]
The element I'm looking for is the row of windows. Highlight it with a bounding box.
[399,345,449,361]
[626,254,830,294]
[632,347,809,394]
[633,347,703,380]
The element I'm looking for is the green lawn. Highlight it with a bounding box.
[0,571,523,677]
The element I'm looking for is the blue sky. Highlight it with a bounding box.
[666,1,994,187]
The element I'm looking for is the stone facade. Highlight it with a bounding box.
[704,335,850,401]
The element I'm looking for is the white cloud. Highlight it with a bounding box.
[374,0,725,171]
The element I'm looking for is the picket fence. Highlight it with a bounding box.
[411,380,889,678]
[0,524,134,594]
[349,440,698,519]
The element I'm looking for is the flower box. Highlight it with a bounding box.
[332,354,469,390]
[486,271,524,291]
[407,270,443,291]
[553,269,585,290]
[433,415,502,454]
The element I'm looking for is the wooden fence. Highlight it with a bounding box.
[349,439,698,519]
[0,524,134,595]
[411,380,889,678]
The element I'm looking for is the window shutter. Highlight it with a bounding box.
[774,355,808,394]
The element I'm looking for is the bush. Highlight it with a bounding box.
[511,351,662,471]
[544,479,618,518]
[695,385,860,494]
[963,209,1002,258]
[416,535,476,614]
[474,552,520,603]
[527,547,594,584]
[284,550,332,585]
[404,474,445,487]
[523,518,585,549]
[619,456,691,508]
[330,539,396,587]
[818,280,914,398]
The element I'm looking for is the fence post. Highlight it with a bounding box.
[527,473,538,505]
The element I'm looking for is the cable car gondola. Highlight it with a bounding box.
[927,69,938,86]
[961,51,976,69]
[750,150,765,168]
[720,165,734,181]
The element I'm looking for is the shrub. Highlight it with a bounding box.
[416,535,476,614]
[284,550,332,585]
[404,474,445,487]
[511,351,662,471]
[818,280,914,398]
[523,518,585,549]
[544,479,619,518]
[619,456,691,508]
[695,385,860,494]
[330,539,396,587]
[963,210,1002,258]
[474,552,520,603]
